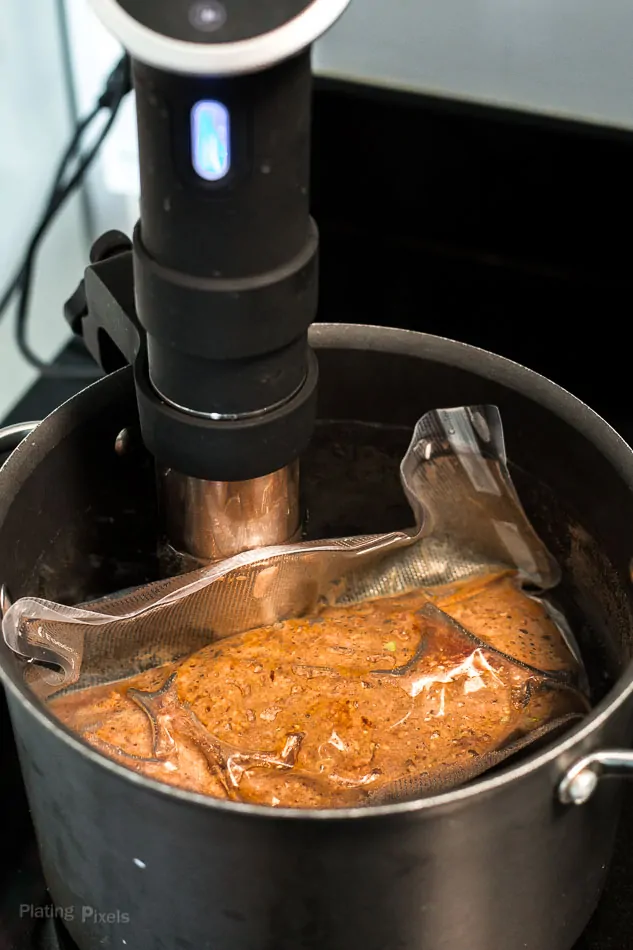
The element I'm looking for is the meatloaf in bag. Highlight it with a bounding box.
[2,405,589,808]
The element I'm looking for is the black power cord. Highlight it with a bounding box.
[0,55,132,379]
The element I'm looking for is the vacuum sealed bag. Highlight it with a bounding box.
[2,405,590,807]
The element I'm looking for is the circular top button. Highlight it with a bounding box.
[188,1,227,32]
[114,0,321,48]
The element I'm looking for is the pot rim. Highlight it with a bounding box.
[2,323,633,820]
[0,422,40,456]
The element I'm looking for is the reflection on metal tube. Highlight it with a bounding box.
[159,461,301,567]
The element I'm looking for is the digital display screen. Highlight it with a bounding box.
[191,100,230,182]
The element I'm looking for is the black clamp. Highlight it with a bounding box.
[65,229,318,481]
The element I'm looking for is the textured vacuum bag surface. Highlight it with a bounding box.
[2,405,588,807]
[49,572,587,808]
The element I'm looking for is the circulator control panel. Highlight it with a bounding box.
[89,0,352,75]
[115,0,314,44]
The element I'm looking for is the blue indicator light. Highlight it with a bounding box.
[191,100,230,182]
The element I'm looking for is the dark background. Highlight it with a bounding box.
[8,78,633,433]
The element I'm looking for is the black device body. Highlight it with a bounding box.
[72,50,319,481]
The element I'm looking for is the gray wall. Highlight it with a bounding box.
[0,1,88,416]
[316,0,633,130]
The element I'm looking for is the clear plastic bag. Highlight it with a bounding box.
[1,405,588,807]
[47,576,588,808]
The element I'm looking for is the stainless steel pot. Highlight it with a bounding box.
[1,325,633,950]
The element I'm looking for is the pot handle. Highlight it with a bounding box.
[0,422,39,462]
[558,750,633,805]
